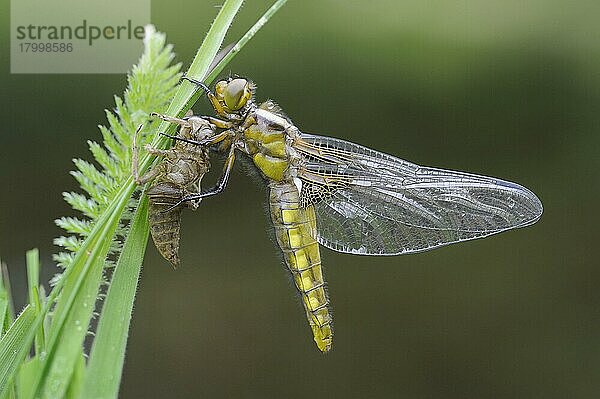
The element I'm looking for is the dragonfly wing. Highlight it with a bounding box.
[294,133,543,255]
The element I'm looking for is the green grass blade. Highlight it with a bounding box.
[16,357,40,399]
[0,265,18,399]
[26,249,45,356]
[0,262,15,332]
[0,292,7,339]
[0,306,36,390]
[0,382,16,399]
[0,264,14,396]
[206,0,289,82]
[0,265,11,338]
[26,250,39,304]
[160,0,243,122]
[80,195,149,399]
[185,0,244,85]
[65,353,85,399]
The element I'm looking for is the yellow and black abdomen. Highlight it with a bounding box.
[245,111,332,351]
[269,181,333,352]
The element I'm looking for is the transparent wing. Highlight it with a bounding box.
[293,133,543,255]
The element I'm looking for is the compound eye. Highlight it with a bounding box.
[224,78,250,110]
[215,80,227,97]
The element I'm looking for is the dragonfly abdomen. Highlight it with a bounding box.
[269,181,333,352]
[146,182,186,266]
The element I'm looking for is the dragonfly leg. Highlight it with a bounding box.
[131,124,143,181]
[132,124,162,184]
[183,174,205,210]
[181,75,227,116]
[164,144,236,212]
[160,129,231,147]
[180,76,211,93]
[206,116,233,129]
[152,108,232,130]
[143,144,172,157]
[241,114,257,130]
[150,111,192,127]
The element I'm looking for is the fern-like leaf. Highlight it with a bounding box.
[55,27,182,271]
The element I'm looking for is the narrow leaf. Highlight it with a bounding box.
[81,196,149,399]
[16,357,41,399]
[65,354,86,399]
[0,306,36,391]
[26,249,45,356]
[0,263,14,330]
[207,0,289,82]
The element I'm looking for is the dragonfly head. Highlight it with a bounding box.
[215,78,254,112]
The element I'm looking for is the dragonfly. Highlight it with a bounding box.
[164,76,543,352]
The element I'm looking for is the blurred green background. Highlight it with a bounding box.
[1,1,599,398]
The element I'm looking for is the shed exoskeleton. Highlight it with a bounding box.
[132,111,216,267]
